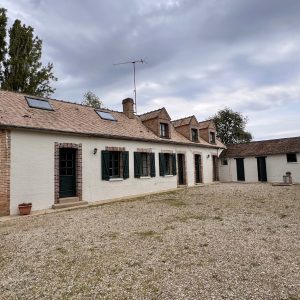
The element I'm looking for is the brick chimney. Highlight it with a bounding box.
[122,98,135,119]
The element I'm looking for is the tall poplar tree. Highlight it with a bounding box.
[0,10,57,96]
[0,8,7,83]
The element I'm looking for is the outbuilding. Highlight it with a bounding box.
[219,137,300,183]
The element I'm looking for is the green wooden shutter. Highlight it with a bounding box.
[122,151,129,179]
[134,152,141,178]
[101,150,110,181]
[150,153,156,177]
[159,153,165,176]
[172,154,177,175]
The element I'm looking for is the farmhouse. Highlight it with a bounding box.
[219,137,300,183]
[0,90,224,216]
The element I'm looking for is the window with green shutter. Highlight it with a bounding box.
[102,150,129,180]
[159,153,176,176]
[134,152,155,178]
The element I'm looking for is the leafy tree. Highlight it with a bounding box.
[82,91,102,109]
[212,107,253,144]
[0,8,7,82]
[0,12,57,96]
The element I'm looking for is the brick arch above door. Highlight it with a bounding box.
[54,143,82,204]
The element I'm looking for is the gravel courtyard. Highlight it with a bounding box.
[0,183,300,300]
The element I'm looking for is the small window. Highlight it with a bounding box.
[209,131,216,144]
[222,158,228,165]
[102,150,129,180]
[134,152,156,178]
[159,153,176,176]
[164,153,173,175]
[287,153,297,163]
[191,128,199,142]
[26,96,53,110]
[96,110,116,121]
[160,123,169,138]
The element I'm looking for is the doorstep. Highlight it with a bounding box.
[52,201,88,209]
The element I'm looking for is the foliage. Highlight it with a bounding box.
[82,91,102,109]
[0,10,57,96]
[212,107,253,144]
[0,8,7,82]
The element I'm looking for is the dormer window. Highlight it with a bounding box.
[209,131,216,144]
[160,123,169,138]
[191,128,199,142]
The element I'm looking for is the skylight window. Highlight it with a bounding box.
[26,97,53,110]
[96,110,116,121]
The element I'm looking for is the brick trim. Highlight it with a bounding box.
[161,149,174,154]
[54,143,82,204]
[0,130,11,216]
[105,146,125,151]
[136,148,152,153]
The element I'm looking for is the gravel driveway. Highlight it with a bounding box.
[1,183,300,300]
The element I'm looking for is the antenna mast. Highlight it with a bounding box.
[113,59,145,113]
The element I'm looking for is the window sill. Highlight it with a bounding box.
[140,176,151,179]
[287,162,298,164]
[109,178,124,182]
[164,174,174,177]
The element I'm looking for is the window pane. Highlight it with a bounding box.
[109,151,120,177]
[164,153,172,175]
[160,123,168,137]
[222,159,228,165]
[26,97,53,110]
[96,111,116,121]
[192,129,198,141]
[141,153,149,176]
[287,153,297,163]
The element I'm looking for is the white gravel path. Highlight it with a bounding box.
[0,183,300,300]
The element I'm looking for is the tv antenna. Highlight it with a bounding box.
[113,59,145,113]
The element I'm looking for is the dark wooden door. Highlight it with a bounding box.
[59,148,77,198]
[195,154,202,183]
[177,154,186,185]
[236,158,245,181]
[257,157,267,182]
[212,156,219,181]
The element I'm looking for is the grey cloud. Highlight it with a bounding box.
[2,0,300,138]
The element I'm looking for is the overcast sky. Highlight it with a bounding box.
[2,0,300,140]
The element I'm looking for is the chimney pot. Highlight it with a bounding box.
[122,98,134,119]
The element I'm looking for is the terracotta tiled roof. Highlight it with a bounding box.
[221,137,300,158]
[0,90,223,148]
[139,108,164,121]
[198,120,212,129]
[172,116,194,127]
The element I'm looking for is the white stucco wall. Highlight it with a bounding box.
[219,153,300,183]
[10,130,220,215]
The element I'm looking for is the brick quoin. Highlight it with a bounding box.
[0,129,11,216]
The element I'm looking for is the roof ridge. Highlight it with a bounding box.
[172,115,194,122]
[227,136,300,146]
[138,107,164,116]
